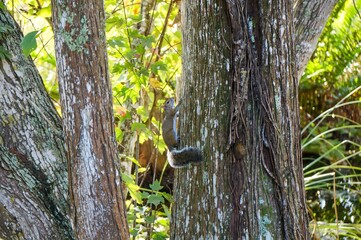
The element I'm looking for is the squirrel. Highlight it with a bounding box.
[162,98,203,168]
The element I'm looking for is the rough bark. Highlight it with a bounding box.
[294,0,338,79]
[226,0,308,238]
[171,1,233,238]
[138,0,157,36]
[51,0,129,239]
[171,0,336,238]
[0,5,73,240]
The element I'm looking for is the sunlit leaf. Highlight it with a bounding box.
[121,173,134,185]
[37,6,52,18]
[150,61,167,74]
[21,30,39,56]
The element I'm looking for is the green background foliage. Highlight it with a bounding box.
[300,0,361,238]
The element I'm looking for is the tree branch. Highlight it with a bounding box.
[294,0,338,81]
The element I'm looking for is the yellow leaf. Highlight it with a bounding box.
[37,6,52,18]
[114,105,127,116]
[149,77,162,89]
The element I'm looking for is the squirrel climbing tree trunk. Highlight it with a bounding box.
[171,0,337,239]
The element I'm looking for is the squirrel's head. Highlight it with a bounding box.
[163,98,175,110]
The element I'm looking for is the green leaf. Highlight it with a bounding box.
[21,31,39,56]
[141,191,150,199]
[160,192,173,203]
[112,63,125,74]
[121,173,134,183]
[136,106,149,122]
[150,61,167,74]
[141,35,155,48]
[124,49,136,60]
[152,231,168,240]
[147,194,164,207]
[106,16,124,31]
[131,122,147,131]
[145,215,155,224]
[115,128,123,142]
[129,188,143,204]
[126,156,141,167]
[130,228,139,237]
[108,36,127,48]
[122,173,143,204]
[149,180,163,191]
[136,44,145,55]
[161,204,171,219]
[36,6,52,18]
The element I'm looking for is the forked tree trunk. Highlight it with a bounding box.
[171,0,337,239]
[51,0,129,239]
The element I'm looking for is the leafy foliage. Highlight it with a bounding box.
[300,0,361,125]
[123,171,172,239]
[301,0,361,238]
[106,1,181,238]
[302,91,361,238]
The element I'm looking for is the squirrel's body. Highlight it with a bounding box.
[162,98,203,168]
[161,99,179,148]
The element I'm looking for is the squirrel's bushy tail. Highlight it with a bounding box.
[167,147,203,168]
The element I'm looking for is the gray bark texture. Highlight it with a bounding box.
[172,0,233,237]
[294,0,338,80]
[0,5,73,240]
[171,0,337,239]
[51,0,129,239]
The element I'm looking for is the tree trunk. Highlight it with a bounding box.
[226,1,307,237]
[171,0,337,239]
[0,5,73,240]
[51,0,129,239]
[171,1,233,238]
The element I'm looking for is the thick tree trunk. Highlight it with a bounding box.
[0,5,73,240]
[51,0,129,239]
[171,1,233,238]
[226,1,307,238]
[171,0,337,239]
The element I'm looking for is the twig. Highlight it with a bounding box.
[352,0,361,20]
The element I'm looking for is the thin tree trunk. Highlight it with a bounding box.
[51,0,129,239]
[0,5,73,239]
